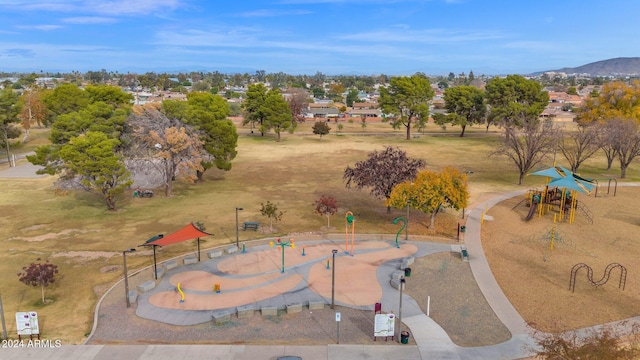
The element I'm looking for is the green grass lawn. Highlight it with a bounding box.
[1,122,638,343]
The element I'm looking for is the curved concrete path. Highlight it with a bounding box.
[4,157,640,360]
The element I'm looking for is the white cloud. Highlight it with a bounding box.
[62,17,118,24]
[237,9,313,17]
[16,24,63,31]
[0,0,183,16]
[337,28,507,43]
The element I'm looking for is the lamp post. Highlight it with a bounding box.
[123,248,136,308]
[331,249,338,309]
[235,207,243,249]
[397,276,406,343]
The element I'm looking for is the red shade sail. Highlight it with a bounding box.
[146,223,212,247]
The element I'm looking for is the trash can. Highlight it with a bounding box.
[401,331,410,344]
[404,267,412,277]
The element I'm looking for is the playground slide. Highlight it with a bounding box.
[525,201,538,221]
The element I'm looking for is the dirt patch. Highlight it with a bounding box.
[51,251,117,262]
[100,265,121,273]
[9,229,97,242]
[404,252,511,346]
[482,186,640,332]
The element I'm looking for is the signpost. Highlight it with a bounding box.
[335,312,341,344]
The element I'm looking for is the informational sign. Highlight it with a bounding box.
[15,312,39,336]
[335,312,341,322]
[373,313,395,338]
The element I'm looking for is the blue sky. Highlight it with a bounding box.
[0,0,638,75]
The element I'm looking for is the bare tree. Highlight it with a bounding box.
[597,121,618,171]
[287,87,310,123]
[557,125,601,172]
[610,118,640,178]
[491,120,556,185]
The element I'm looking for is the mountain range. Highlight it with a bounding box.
[540,57,640,76]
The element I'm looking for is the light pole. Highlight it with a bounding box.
[235,207,243,249]
[397,276,406,343]
[0,291,7,340]
[331,249,338,309]
[123,248,136,308]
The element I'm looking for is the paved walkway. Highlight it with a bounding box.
[4,160,639,360]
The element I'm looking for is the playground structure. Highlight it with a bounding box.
[569,263,627,292]
[522,165,597,224]
[345,211,355,255]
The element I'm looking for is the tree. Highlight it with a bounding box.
[485,75,552,184]
[491,120,557,184]
[557,125,601,172]
[287,88,310,123]
[314,195,338,227]
[379,74,434,140]
[17,259,59,304]
[262,89,295,141]
[386,167,469,228]
[606,118,640,178]
[242,83,268,135]
[312,121,331,140]
[577,81,640,126]
[41,83,90,125]
[532,323,640,360]
[441,85,486,137]
[0,88,22,162]
[179,92,238,180]
[59,131,133,210]
[261,200,284,232]
[346,89,359,107]
[128,106,204,196]
[485,75,549,130]
[344,146,425,212]
[18,88,46,142]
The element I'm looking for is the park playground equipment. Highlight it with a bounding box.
[345,211,355,255]
[523,165,597,224]
[569,263,627,292]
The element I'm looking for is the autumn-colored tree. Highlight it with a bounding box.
[129,105,204,196]
[344,146,425,212]
[576,81,640,126]
[18,88,46,142]
[287,87,310,123]
[314,195,338,227]
[379,74,433,140]
[59,131,133,210]
[17,259,59,304]
[386,167,468,228]
[312,121,331,140]
[261,200,284,232]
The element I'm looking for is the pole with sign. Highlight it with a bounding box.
[335,312,341,344]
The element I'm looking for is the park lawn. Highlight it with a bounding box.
[1,123,639,344]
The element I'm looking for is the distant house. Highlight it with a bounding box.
[307,102,339,118]
[350,102,382,118]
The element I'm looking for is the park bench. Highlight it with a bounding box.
[243,221,259,231]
